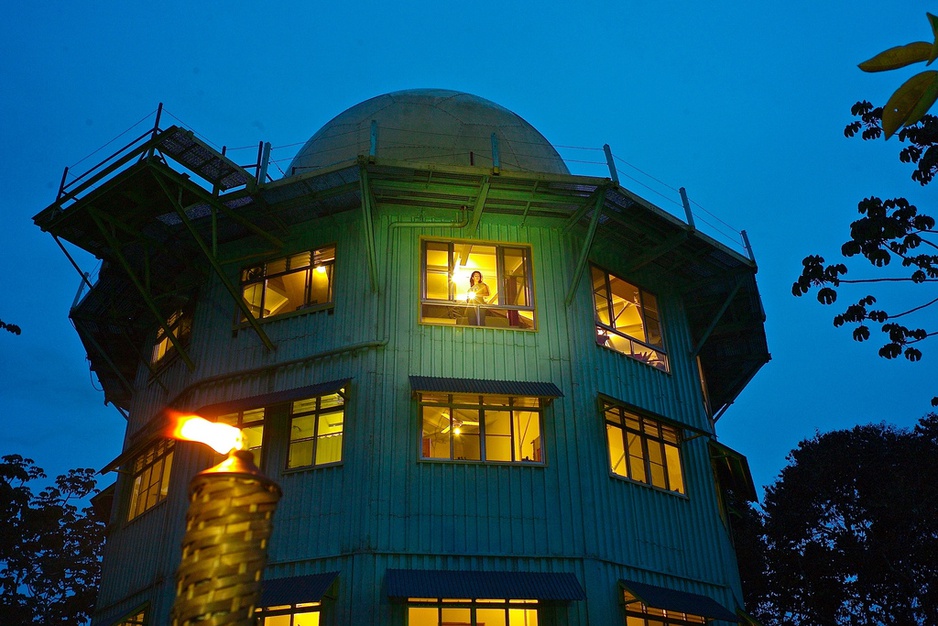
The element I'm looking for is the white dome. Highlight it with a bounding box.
[286,89,569,176]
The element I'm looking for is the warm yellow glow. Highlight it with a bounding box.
[171,414,243,453]
[453,426,462,435]
[315,264,327,274]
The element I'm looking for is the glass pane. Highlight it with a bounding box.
[266,270,309,315]
[478,608,507,626]
[451,394,479,406]
[293,398,318,414]
[609,276,645,340]
[607,424,626,477]
[408,607,439,626]
[502,247,529,307]
[320,392,344,409]
[440,607,471,624]
[314,245,335,265]
[243,424,264,465]
[309,263,332,305]
[604,406,622,425]
[426,270,451,301]
[627,432,646,482]
[508,608,538,626]
[422,406,451,459]
[262,615,291,626]
[453,422,480,461]
[288,440,313,468]
[289,251,311,269]
[291,414,315,441]
[315,411,343,465]
[293,611,320,626]
[484,395,512,407]
[665,443,684,494]
[514,410,541,463]
[484,411,512,462]
[242,283,264,318]
[648,440,667,489]
[266,258,287,275]
[591,267,611,326]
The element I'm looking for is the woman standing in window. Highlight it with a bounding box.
[468,271,490,301]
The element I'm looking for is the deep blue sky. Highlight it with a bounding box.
[1,2,934,496]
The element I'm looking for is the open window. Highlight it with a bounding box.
[240,245,335,321]
[127,439,174,521]
[151,307,192,366]
[602,398,685,494]
[591,265,668,372]
[420,239,535,329]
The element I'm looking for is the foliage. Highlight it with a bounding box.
[793,102,938,406]
[0,455,105,625]
[0,319,21,335]
[737,415,938,625]
[859,12,938,137]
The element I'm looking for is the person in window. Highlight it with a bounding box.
[468,271,490,301]
[467,271,490,325]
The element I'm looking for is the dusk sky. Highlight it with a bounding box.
[1,2,934,496]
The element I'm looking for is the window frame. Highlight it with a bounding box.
[418,392,546,465]
[601,397,686,495]
[405,597,539,626]
[419,238,537,330]
[239,244,336,322]
[255,600,323,625]
[621,589,706,626]
[126,439,174,522]
[215,406,266,469]
[150,307,193,367]
[590,264,668,372]
[286,387,347,471]
[112,604,149,626]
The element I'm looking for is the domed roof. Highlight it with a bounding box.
[286,89,569,176]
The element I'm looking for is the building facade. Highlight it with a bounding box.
[35,90,769,625]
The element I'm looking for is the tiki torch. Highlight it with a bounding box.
[169,415,282,626]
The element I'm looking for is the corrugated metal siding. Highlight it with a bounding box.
[96,203,748,625]
[408,375,562,397]
[385,568,585,600]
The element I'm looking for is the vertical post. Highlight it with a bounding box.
[148,103,164,159]
[603,144,619,184]
[741,229,755,262]
[370,120,378,160]
[258,142,271,184]
[255,142,264,178]
[491,133,500,174]
[57,166,69,201]
[679,187,696,230]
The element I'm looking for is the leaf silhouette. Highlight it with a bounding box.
[859,42,932,72]
[883,71,938,138]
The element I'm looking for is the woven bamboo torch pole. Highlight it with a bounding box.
[169,417,282,626]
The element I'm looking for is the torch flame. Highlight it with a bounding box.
[171,414,243,454]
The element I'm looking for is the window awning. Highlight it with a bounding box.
[620,579,737,622]
[409,376,563,399]
[386,569,585,601]
[261,572,339,606]
[197,379,350,417]
[709,440,757,502]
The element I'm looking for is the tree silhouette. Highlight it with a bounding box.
[793,102,938,406]
[736,415,938,625]
[0,455,105,625]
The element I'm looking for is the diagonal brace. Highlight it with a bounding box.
[359,164,379,292]
[565,187,607,306]
[691,276,745,358]
[87,208,196,370]
[153,172,275,352]
[467,177,490,234]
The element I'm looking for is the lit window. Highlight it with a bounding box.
[127,439,174,521]
[255,601,322,626]
[419,393,544,464]
[603,399,684,494]
[420,239,535,329]
[151,308,192,366]
[622,590,706,625]
[216,407,266,467]
[406,598,538,626]
[591,265,668,372]
[240,245,335,321]
[113,606,147,626]
[287,389,345,469]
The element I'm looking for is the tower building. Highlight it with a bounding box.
[35,89,769,625]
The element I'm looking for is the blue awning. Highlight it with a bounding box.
[620,579,737,622]
[261,572,339,606]
[386,569,584,601]
[409,376,563,398]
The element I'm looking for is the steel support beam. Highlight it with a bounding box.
[87,208,197,370]
[72,317,136,400]
[691,276,745,358]
[359,165,379,292]
[152,173,276,352]
[467,178,490,235]
[565,188,606,306]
